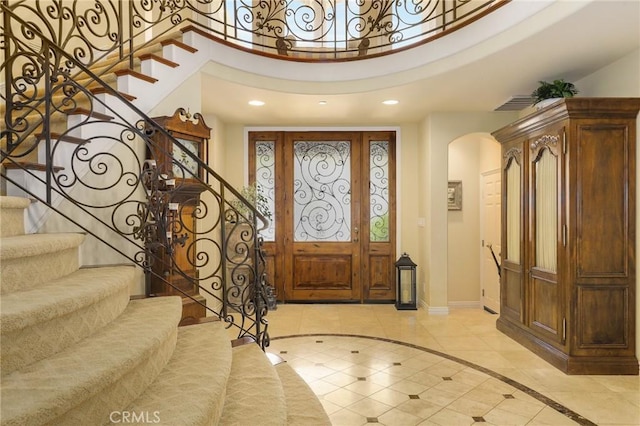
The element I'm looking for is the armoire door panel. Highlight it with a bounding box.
[530,275,560,338]
[576,125,630,278]
[576,285,629,350]
[502,265,522,321]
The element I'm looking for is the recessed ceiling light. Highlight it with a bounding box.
[318,100,328,105]
[249,100,265,106]
[382,99,399,105]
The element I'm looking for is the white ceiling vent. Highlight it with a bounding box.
[494,95,534,111]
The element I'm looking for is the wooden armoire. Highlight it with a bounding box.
[492,98,640,375]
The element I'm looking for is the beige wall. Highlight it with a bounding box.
[418,112,517,312]
[447,133,501,305]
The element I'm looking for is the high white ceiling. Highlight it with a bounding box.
[198,0,640,126]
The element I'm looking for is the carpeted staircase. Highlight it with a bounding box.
[0,195,330,425]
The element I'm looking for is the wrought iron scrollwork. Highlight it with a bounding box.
[370,141,389,242]
[293,140,351,242]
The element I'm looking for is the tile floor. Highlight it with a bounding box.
[266,304,640,426]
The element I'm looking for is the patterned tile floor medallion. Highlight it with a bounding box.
[270,334,596,426]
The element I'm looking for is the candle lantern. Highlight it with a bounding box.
[395,253,417,310]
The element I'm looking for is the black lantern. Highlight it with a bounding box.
[395,253,417,310]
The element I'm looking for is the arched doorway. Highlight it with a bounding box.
[447,133,501,312]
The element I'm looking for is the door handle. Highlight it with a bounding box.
[353,227,359,242]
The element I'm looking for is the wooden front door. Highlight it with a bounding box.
[249,130,396,303]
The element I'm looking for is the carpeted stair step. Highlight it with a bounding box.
[125,320,233,425]
[0,296,182,426]
[275,362,332,425]
[219,342,288,426]
[0,196,30,237]
[1,265,135,375]
[0,233,85,294]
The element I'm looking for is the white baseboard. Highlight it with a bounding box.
[448,301,482,309]
[428,306,450,315]
[419,299,450,315]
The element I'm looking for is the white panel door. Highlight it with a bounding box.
[481,169,501,313]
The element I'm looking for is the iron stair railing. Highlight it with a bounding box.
[1,1,272,348]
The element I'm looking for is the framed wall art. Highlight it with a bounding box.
[448,180,462,210]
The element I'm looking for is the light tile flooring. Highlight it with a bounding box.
[266,304,640,426]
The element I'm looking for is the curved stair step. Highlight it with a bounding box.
[0,196,30,237]
[125,321,233,425]
[0,296,182,426]
[275,362,332,426]
[220,343,287,426]
[1,265,135,375]
[0,233,85,294]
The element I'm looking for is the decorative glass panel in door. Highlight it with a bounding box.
[363,133,396,301]
[255,141,276,241]
[293,141,351,242]
[370,141,389,242]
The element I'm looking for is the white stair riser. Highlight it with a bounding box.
[115,74,156,100]
[140,57,176,80]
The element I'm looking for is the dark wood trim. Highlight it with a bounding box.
[3,162,63,172]
[63,108,114,121]
[160,38,198,53]
[89,86,137,101]
[138,53,179,68]
[113,69,158,84]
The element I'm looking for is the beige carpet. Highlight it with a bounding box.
[1,191,330,425]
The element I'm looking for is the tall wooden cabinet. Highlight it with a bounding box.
[493,98,640,375]
[146,108,210,325]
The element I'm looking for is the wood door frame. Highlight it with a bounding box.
[248,130,396,303]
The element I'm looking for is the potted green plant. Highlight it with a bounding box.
[531,79,578,109]
[228,182,272,222]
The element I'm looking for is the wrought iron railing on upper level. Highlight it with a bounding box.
[1,0,507,66]
[1,2,272,347]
